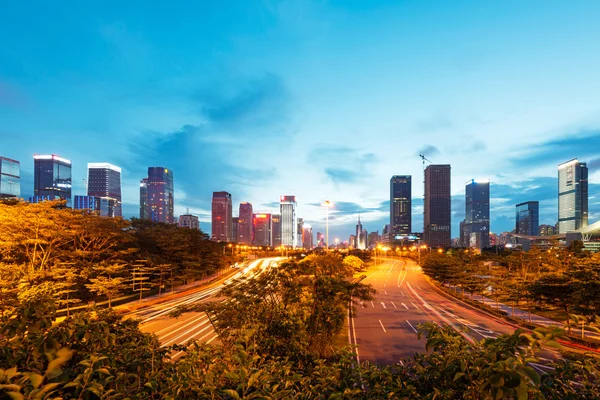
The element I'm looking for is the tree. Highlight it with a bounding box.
[85,263,128,308]
[529,274,576,333]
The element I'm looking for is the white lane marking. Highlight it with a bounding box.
[381,302,387,309]
[206,334,218,344]
[370,301,375,308]
[391,301,397,308]
[400,291,405,296]
[397,269,407,287]
[411,302,420,310]
[406,320,418,333]
[384,290,388,295]
[379,319,387,332]
[402,303,409,309]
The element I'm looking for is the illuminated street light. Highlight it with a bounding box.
[323,200,332,251]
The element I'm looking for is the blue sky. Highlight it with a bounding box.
[2,0,600,240]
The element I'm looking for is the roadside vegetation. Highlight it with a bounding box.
[0,200,231,313]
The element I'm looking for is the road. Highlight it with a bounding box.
[123,258,281,359]
[349,258,558,372]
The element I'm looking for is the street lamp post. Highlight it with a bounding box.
[323,200,332,251]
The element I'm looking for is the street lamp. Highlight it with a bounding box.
[334,238,339,249]
[323,200,332,251]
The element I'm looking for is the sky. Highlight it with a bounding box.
[2,0,600,240]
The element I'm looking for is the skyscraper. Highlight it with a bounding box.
[146,167,174,224]
[297,217,304,248]
[32,154,72,206]
[232,217,239,243]
[0,156,20,198]
[140,178,148,219]
[463,179,490,250]
[390,176,411,240]
[424,165,451,247]
[87,163,122,217]
[253,213,272,246]
[558,159,588,233]
[355,216,367,249]
[179,213,199,230]
[272,214,282,247]
[515,201,539,236]
[237,202,254,245]
[280,196,297,247]
[302,224,313,249]
[212,191,232,241]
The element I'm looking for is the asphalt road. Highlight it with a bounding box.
[349,257,558,372]
[124,258,281,359]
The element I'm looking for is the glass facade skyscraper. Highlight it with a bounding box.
[212,191,232,241]
[558,159,588,233]
[146,167,174,224]
[280,195,297,247]
[32,154,72,206]
[74,195,114,216]
[424,165,451,247]
[515,201,539,236]
[87,163,122,217]
[237,202,254,245]
[463,179,490,249]
[390,175,411,240]
[0,156,20,198]
[271,214,282,247]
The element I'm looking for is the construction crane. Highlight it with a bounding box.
[419,154,432,170]
[82,179,88,191]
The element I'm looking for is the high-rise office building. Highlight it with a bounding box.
[237,202,253,245]
[212,191,232,241]
[32,154,72,206]
[280,196,297,247]
[424,165,451,247]
[272,214,282,247]
[302,224,313,249]
[73,195,114,216]
[146,167,174,223]
[232,217,239,243]
[349,235,356,248]
[558,159,588,233]
[368,231,379,248]
[390,176,411,240]
[87,163,122,217]
[0,156,20,198]
[253,213,272,246]
[297,218,304,248]
[316,231,324,247]
[140,178,148,219]
[355,216,367,249]
[179,214,199,230]
[515,201,539,236]
[463,179,490,250]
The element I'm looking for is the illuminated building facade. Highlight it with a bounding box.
[390,175,411,240]
[146,167,174,224]
[212,191,232,241]
[232,217,239,243]
[558,159,588,233]
[253,213,272,246]
[32,154,72,206]
[302,224,313,249]
[280,196,297,247]
[74,195,114,216]
[424,164,451,247]
[0,156,20,198]
[87,163,122,217]
[238,202,254,245]
[462,179,490,249]
[515,201,539,236]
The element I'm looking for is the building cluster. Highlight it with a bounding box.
[210,193,314,249]
[0,154,199,230]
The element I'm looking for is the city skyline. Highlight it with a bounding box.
[2,2,600,238]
